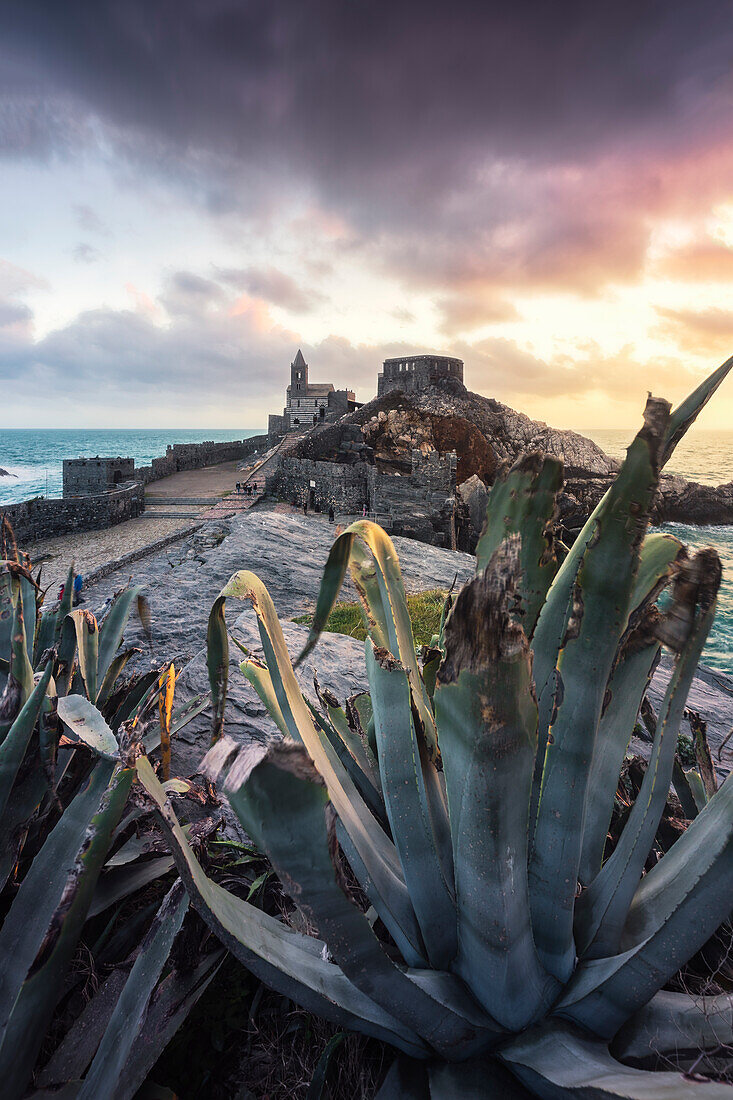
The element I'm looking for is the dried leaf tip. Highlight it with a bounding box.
[440,534,527,683]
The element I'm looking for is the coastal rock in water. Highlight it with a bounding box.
[0,468,17,478]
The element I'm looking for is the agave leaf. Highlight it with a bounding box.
[158,663,175,780]
[112,950,224,1100]
[136,756,428,1058]
[0,567,15,661]
[662,354,733,464]
[529,398,669,982]
[34,607,57,667]
[307,1033,346,1100]
[206,593,228,744]
[96,647,140,708]
[349,537,391,649]
[54,565,75,643]
[77,882,188,1100]
[0,663,53,819]
[627,533,685,621]
[674,761,707,816]
[294,521,437,760]
[0,761,132,1099]
[475,453,562,639]
[501,1021,730,1097]
[55,613,78,699]
[69,610,99,703]
[318,691,380,794]
[209,571,426,964]
[576,552,719,959]
[240,656,289,736]
[57,695,119,760]
[614,989,733,1062]
[306,698,385,826]
[109,668,164,730]
[366,640,457,970]
[577,639,660,888]
[435,543,555,1030]
[19,573,36,665]
[37,967,131,1088]
[0,768,51,892]
[576,532,683,886]
[530,359,732,825]
[0,591,35,739]
[347,690,376,759]
[170,690,210,735]
[96,586,142,688]
[561,769,733,1038]
[226,740,489,1059]
[428,1058,531,1098]
[374,1058,429,1098]
[87,856,175,920]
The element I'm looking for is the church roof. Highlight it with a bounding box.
[292,348,307,368]
[307,382,335,396]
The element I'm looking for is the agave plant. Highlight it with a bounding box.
[0,552,216,1099]
[136,360,733,1096]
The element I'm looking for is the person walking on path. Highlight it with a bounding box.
[73,573,84,606]
[328,504,335,523]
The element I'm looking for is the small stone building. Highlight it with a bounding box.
[377,354,463,397]
[62,457,136,497]
[268,349,358,439]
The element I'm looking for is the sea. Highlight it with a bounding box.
[0,426,731,673]
[586,430,733,675]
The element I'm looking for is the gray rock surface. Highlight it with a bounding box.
[82,506,733,787]
[84,507,474,776]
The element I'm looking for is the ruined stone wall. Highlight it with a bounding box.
[4,482,145,544]
[370,450,457,546]
[274,457,369,511]
[271,447,457,546]
[377,355,464,398]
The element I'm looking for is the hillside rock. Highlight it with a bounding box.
[286,379,733,532]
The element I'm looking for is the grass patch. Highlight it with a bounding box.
[293,588,448,646]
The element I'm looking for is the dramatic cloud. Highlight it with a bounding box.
[654,306,733,355]
[217,266,324,313]
[2,3,733,425]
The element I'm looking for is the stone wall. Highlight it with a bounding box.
[377,354,464,398]
[274,457,370,512]
[136,435,268,485]
[271,447,457,546]
[63,457,136,496]
[3,482,145,544]
[370,450,457,547]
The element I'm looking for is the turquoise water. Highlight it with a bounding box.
[585,430,733,674]
[0,428,264,506]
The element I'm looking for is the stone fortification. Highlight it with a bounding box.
[135,436,268,485]
[63,457,136,496]
[4,482,145,544]
[5,435,269,545]
[377,354,464,397]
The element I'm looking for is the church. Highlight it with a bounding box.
[268,349,358,438]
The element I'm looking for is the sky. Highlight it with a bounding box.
[3,2,733,430]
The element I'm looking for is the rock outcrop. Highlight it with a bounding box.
[284,378,733,537]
